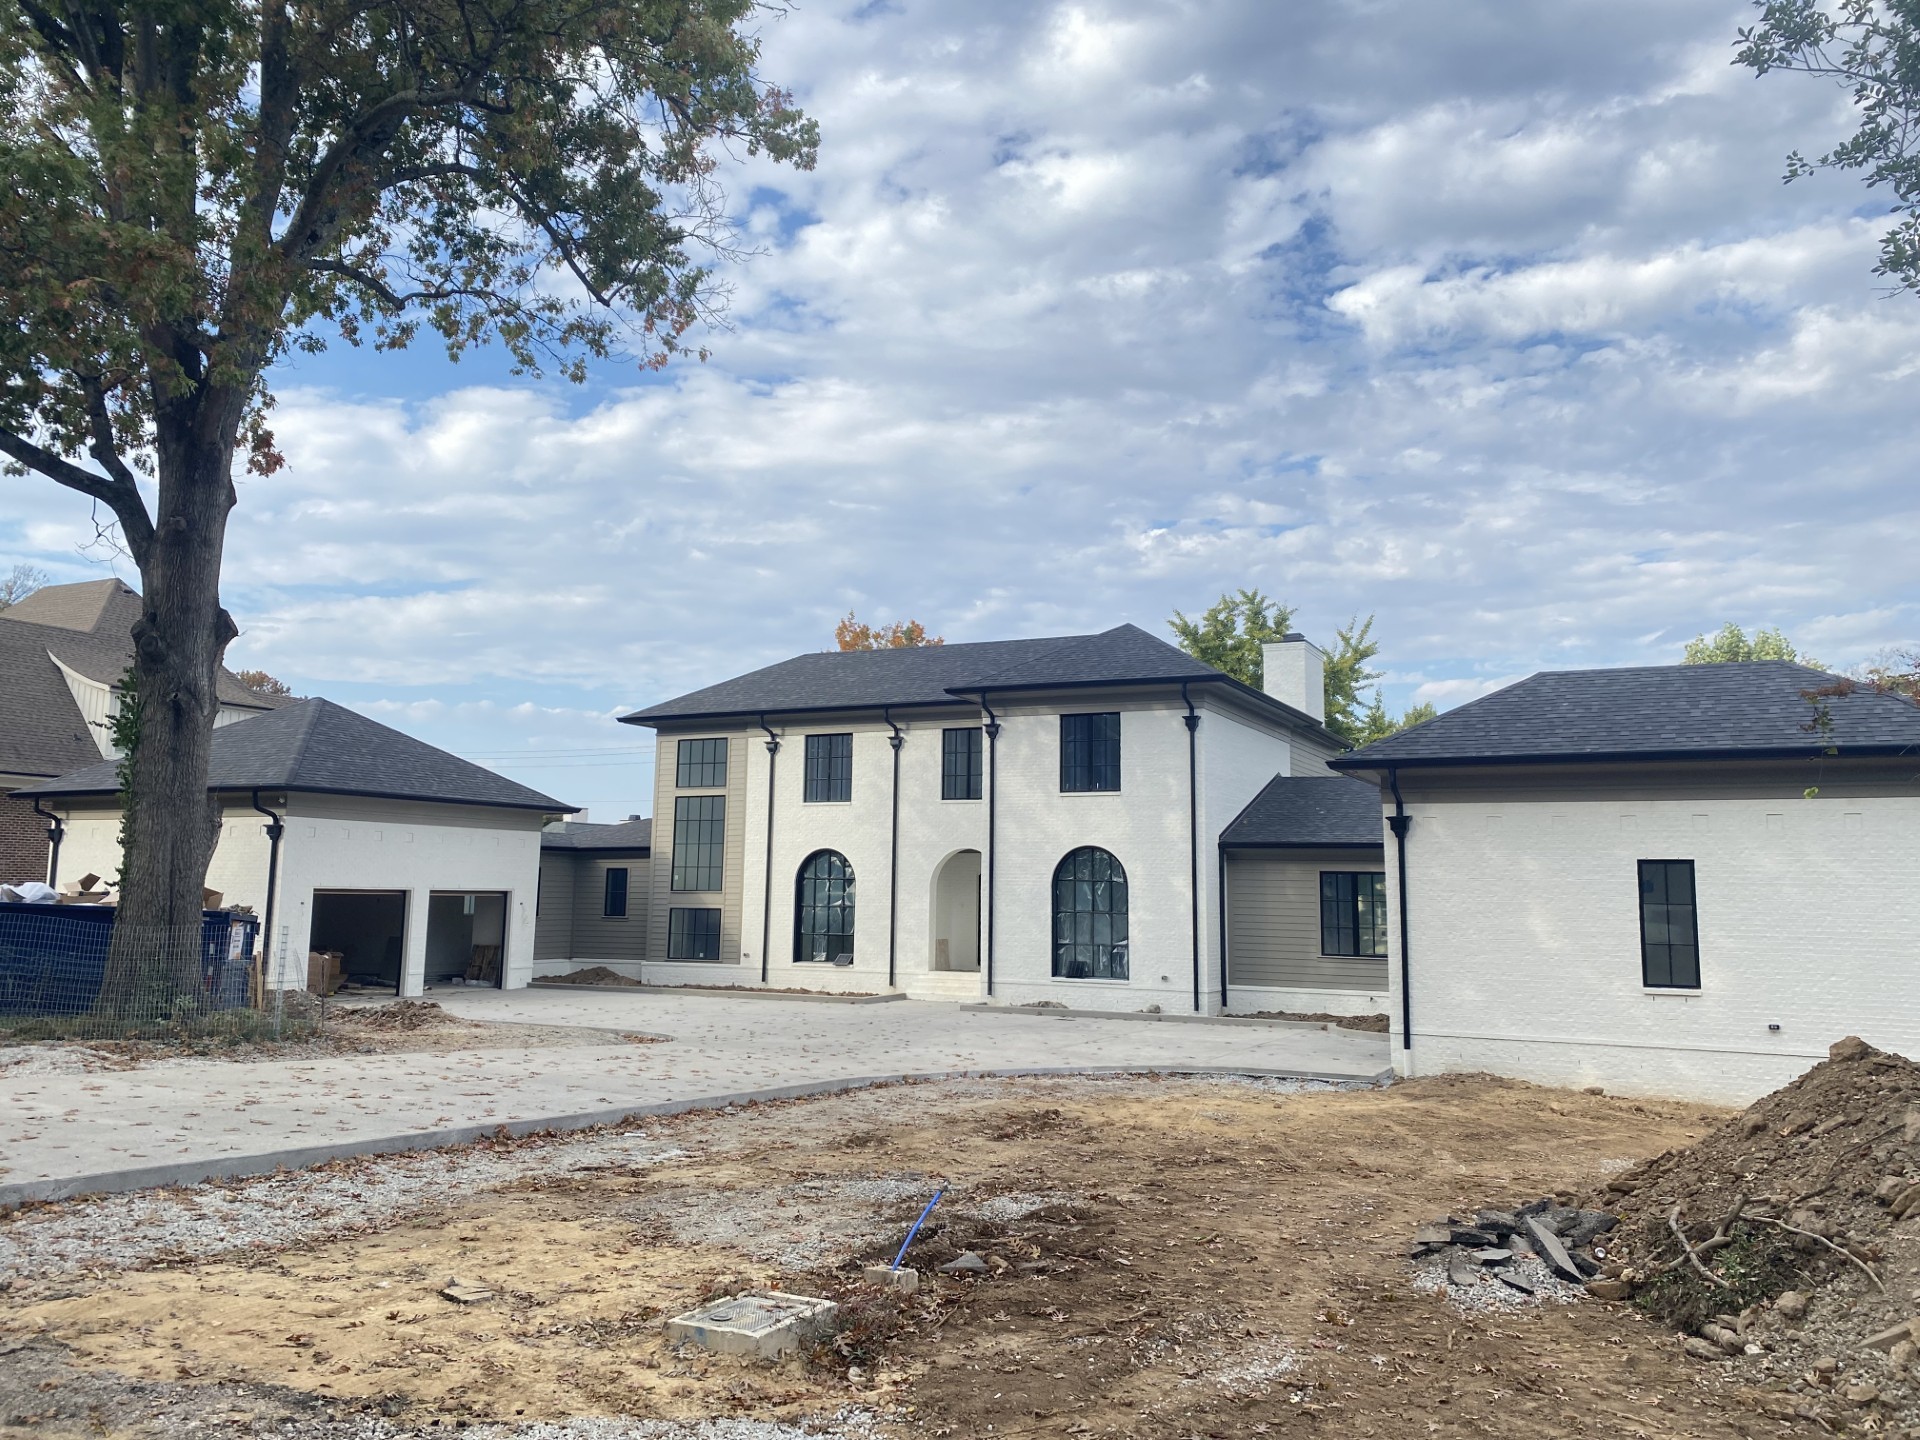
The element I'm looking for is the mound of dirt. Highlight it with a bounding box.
[537,966,642,986]
[1249,1010,1390,1033]
[1590,1037,1920,1425]
[333,999,456,1032]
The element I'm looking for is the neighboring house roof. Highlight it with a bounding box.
[1332,662,1920,771]
[0,580,287,781]
[20,698,571,812]
[621,623,1338,739]
[541,818,652,852]
[1221,775,1385,849]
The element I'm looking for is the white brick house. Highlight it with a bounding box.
[618,624,1384,1014]
[1332,662,1920,1104]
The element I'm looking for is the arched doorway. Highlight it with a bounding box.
[795,850,856,965]
[930,849,982,971]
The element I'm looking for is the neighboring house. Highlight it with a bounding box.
[616,623,1378,1013]
[534,817,653,979]
[0,578,286,882]
[20,698,569,995]
[1332,662,1920,1104]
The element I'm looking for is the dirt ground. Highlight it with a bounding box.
[0,1073,1763,1439]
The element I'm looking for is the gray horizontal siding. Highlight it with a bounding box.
[569,854,650,964]
[1226,848,1388,991]
[534,853,576,961]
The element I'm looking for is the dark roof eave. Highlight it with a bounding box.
[32,782,571,812]
[619,697,965,728]
[1220,839,1385,851]
[1330,744,1920,773]
[950,673,1346,745]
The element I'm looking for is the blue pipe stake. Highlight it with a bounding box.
[891,1188,944,1272]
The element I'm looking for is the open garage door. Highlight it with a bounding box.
[426,891,507,989]
[311,890,406,994]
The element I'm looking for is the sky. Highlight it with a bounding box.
[6,0,1918,821]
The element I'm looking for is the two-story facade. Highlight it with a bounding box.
[616,623,1381,1014]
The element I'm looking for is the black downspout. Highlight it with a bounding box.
[1217,844,1229,1009]
[249,789,285,986]
[885,707,903,990]
[981,693,999,998]
[1387,767,1413,1053]
[32,797,63,888]
[1182,683,1201,1014]
[758,716,780,984]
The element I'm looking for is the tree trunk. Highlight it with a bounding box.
[96,404,240,1029]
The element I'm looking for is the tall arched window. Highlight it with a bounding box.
[1052,847,1128,979]
[795,850,856,964]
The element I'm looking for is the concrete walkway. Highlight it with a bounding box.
[0,989,1388,1205]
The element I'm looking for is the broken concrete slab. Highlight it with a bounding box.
[1496,1269,1538,1296]
[440,1279,492,1304]
[1523,1216,1583,1283]
[862,1264,920,1293]
[940,1251,989,1275]
[665,1292,838,1359]
[1446,1252,1483,1288]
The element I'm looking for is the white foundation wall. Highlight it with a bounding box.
[1389,790,1920,1104]
[272,795,545,995]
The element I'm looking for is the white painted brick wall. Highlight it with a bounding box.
[1388,791,1920,1103]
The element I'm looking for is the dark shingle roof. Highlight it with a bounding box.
[0,581,286,779]
[1221,775,1385,848]
[541,818,652,852]
[1332,662,1920,770]
[21,698,570,811]
[621,624,1334,739]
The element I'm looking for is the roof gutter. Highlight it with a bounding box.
[1330,743,1920,773]
[1387,767,1412,1055]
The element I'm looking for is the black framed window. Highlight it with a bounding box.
[795,850,856,963]
[1060,713,1121,793]
[603,866,629,917]
[804,733,853,803]
[942,727,983,800]
[668,907,722,960]
[1051,846,1128,979]
[670,795,725,892]
[1320,872,1387,957]
[1639,860,1701,988]
[676,737,728,789]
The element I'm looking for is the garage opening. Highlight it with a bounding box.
[426,891,508,989]
[310,890,407,994]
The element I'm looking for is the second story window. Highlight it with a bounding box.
[676,737,728,788]
[671,795,725,892]
[804,733,853,803]
[942,727,983,800]
[1060,712,1121,793]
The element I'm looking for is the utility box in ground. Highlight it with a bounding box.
[664,1292,838,1359]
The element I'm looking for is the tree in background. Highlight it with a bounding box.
[1737,3,1920,298]
[0,0,815,1017]
[836,615,944,650]
[1168,592,1432,745]
[0,562,47,610]
[233,669,293,698]
[1683,623,1819,667]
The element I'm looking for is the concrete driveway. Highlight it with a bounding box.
[0,989,1388,1205]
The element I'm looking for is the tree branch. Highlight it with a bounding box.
[0,425,154,567]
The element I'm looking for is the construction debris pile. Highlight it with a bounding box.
[1408,1197,1618,1309]
[1579,1037,1920,1428]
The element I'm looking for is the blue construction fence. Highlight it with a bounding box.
[0,902,260,1018]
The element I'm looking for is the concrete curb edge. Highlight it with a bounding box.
[0,1063,1394,1210]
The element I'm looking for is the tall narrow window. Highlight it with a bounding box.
[804,733,853,802]
[668,907,722,960]
[676,737,729,788]
[1320,872,1387,956]
[670,795,725,892]
[603,866,629,918]
[942,727,983,800]
[1060,713,1121,793]
[795,850,856,964]
[1051,846,1128,979]
[1639,860,1701,988]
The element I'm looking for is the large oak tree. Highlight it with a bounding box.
[0,0,814,1011]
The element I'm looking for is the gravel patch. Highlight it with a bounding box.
[1408,1252,1587,1313]
[0,1129,687,1283]
[466,1413,890,1440]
